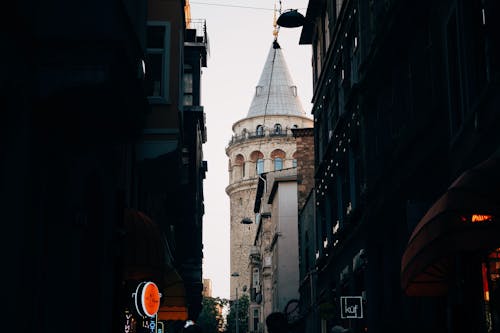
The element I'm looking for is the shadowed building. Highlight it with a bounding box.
[1,1,208,331]
[298,0,500,332]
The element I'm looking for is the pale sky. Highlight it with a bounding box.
[190,0,313,299]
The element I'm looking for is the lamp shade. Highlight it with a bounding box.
[277,9,305,28]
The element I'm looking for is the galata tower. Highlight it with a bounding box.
[226,38,313,299]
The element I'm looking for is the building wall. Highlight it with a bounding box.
[292,128,315,210]
[300,0,500,332]
[274,181,300,312]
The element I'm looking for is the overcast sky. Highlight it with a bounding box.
[190,0,313,299]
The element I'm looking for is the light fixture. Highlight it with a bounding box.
[277,9,305,28]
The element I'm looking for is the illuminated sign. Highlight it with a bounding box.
[340,296,363,319]
[141,316,157,333]
[124,309,135,333]
[471,214,493,223]
[461,214,494,223]
[134,281,161,317]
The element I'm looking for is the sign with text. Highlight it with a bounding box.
[340,296,363,319]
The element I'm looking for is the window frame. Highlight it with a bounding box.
[256,125,264,136]
[274,157,283,171]
[274,123,282,134]
[146,21,171,104]
[256,158,264,175]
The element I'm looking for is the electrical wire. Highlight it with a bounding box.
[190,2,274,11]
[190,1,305,11]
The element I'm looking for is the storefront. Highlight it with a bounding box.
[401,153,500,332]
[122,209,188,333]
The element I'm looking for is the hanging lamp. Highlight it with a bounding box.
[277,8,305,28]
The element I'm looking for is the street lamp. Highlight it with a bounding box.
[231,272,240,333]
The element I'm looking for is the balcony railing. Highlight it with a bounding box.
[186,19,209,53]
[228,129,294,146]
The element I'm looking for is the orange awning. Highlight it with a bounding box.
[401,154,500,296]
[158,306,189,321]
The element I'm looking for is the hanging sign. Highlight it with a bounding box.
[340,296,363,319]
[134,281,161,317]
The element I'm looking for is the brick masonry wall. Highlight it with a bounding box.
[292,128,315,211]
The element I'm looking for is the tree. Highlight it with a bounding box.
[225,294,249,333]
[197,297,228,333]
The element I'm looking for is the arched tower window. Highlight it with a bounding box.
[257,159,264,174]
[256,125,264,136]
[292,152,298,168]
[250,151,264,176]
[274,158,283,171]
[234,154,245,179]
[271,149,286,171]
[274,123,282,135]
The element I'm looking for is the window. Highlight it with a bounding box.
[274,123,282,134]
[145,22,171,103]
[253,309,259,332]
[336,0,344,17]
[274,157,283,171]
[183,65,193,106]
[253,268,260,288]
[256,125,264,136]
[292,159,297,168]
[256,86,263,96]
[446,11,463,135]
[257,159,264,175]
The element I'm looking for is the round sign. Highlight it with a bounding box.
[134,281,161,317]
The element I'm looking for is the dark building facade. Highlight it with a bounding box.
[297,0,500,332]
[1,1,207,332]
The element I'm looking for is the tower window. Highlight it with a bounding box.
[257,159,264,174]
[274,158,283,171]
[256,125,264,136]
[274,124,282,135]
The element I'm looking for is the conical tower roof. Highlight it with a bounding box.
[246,40,306,118]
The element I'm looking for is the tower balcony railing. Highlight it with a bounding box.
[228,129,294,145]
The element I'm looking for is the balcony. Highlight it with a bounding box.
[185,19,209,67]
[228,129,295,146]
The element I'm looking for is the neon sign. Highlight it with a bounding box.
[471,214,493,223]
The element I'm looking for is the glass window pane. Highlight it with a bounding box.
[257,159,264,174]
[147,25,165,48]
[184,72,193,93]
[184,94,193,106]
[256,125,264,136]
[145,53,164,97]
[275,158,283,171]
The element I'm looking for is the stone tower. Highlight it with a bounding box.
[226,39,313,299]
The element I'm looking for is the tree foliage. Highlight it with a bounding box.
[197,297,228,333]
[225,294,249,333]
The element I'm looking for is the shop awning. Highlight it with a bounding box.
[124,209,174,281]
[401,154,500,296]
[124,209,188,318]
